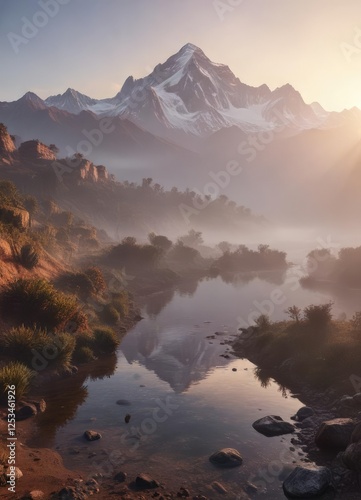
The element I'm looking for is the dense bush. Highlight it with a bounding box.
[101,303,120,325]
[74,346,96,363]
[107,239,162,271]
[2,326,76,369]
[15,244,39,269]
[213,244,287,273]
[93,326,119,354]
[0,278,85,331]
[84,266,106,294]
[58,272,95,298]
[303,303,333,329]
[0,362,34,403]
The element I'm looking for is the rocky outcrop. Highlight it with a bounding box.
[19,140,56,161]
[252,415,295,436]
[0,206,30,230]
[96,164,108,181]
[0,124,16,159]
[283,465,333,497]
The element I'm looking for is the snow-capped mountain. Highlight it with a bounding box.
[37,43,329,139]
[45,88,99,114]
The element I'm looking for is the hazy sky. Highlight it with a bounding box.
[1,0,361,110]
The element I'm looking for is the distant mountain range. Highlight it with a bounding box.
[1,43,360,150]
[1,43,361,228]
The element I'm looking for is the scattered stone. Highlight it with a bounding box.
[315,418,355,450]
[291,406,314,422]
[125,414,131,423]
[114,471,127,482]
[25,399,46,413]
[283,465,333,498]
[212,481,227,494]
[51,486,87,500]
[24,491,45,500]
[83,430,102,441]
[232,368,237,372]
[16,403,37,421]
[116,399,131,406]
[14,467,23,479]
[135,473,160,489]
[209,448,243,467]
[177,486,190,497]
[252,415,295,437]
[245,482,258,494]
[84,479,99,494]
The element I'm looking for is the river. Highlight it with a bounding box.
[29,270,361,498]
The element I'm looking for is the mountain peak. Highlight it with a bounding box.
[179,43,202,53]
[19,92,46,109]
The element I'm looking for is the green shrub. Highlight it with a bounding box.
[15,244,39,269]
[58,272,95,298]
[52,333,76,368]
[2,326,47,365]
[73,346,96,363]
[0,278,83,331]
[0,362,35,403]
[93,326,119,354]
[101,304,120,325]
[2,326,76,370]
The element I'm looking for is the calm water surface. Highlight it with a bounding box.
[31,271,361,498]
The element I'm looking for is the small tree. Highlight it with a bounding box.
[303,302,333,328]
[285,305,302,323]
[254,314,271,330]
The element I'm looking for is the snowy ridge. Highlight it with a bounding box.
[8,44,337,138]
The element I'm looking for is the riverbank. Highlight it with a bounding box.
[232,321,361,499]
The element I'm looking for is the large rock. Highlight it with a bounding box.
[83,430,102,441]
[315,418,355,450]
[0,206,30,231]
[342,442,361,472]
[19,140,56,161]
[291,406,314,422]
[252,415,295,437]
[135,473,159,489]
[283,465,333,498]
[209,448,243,467]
